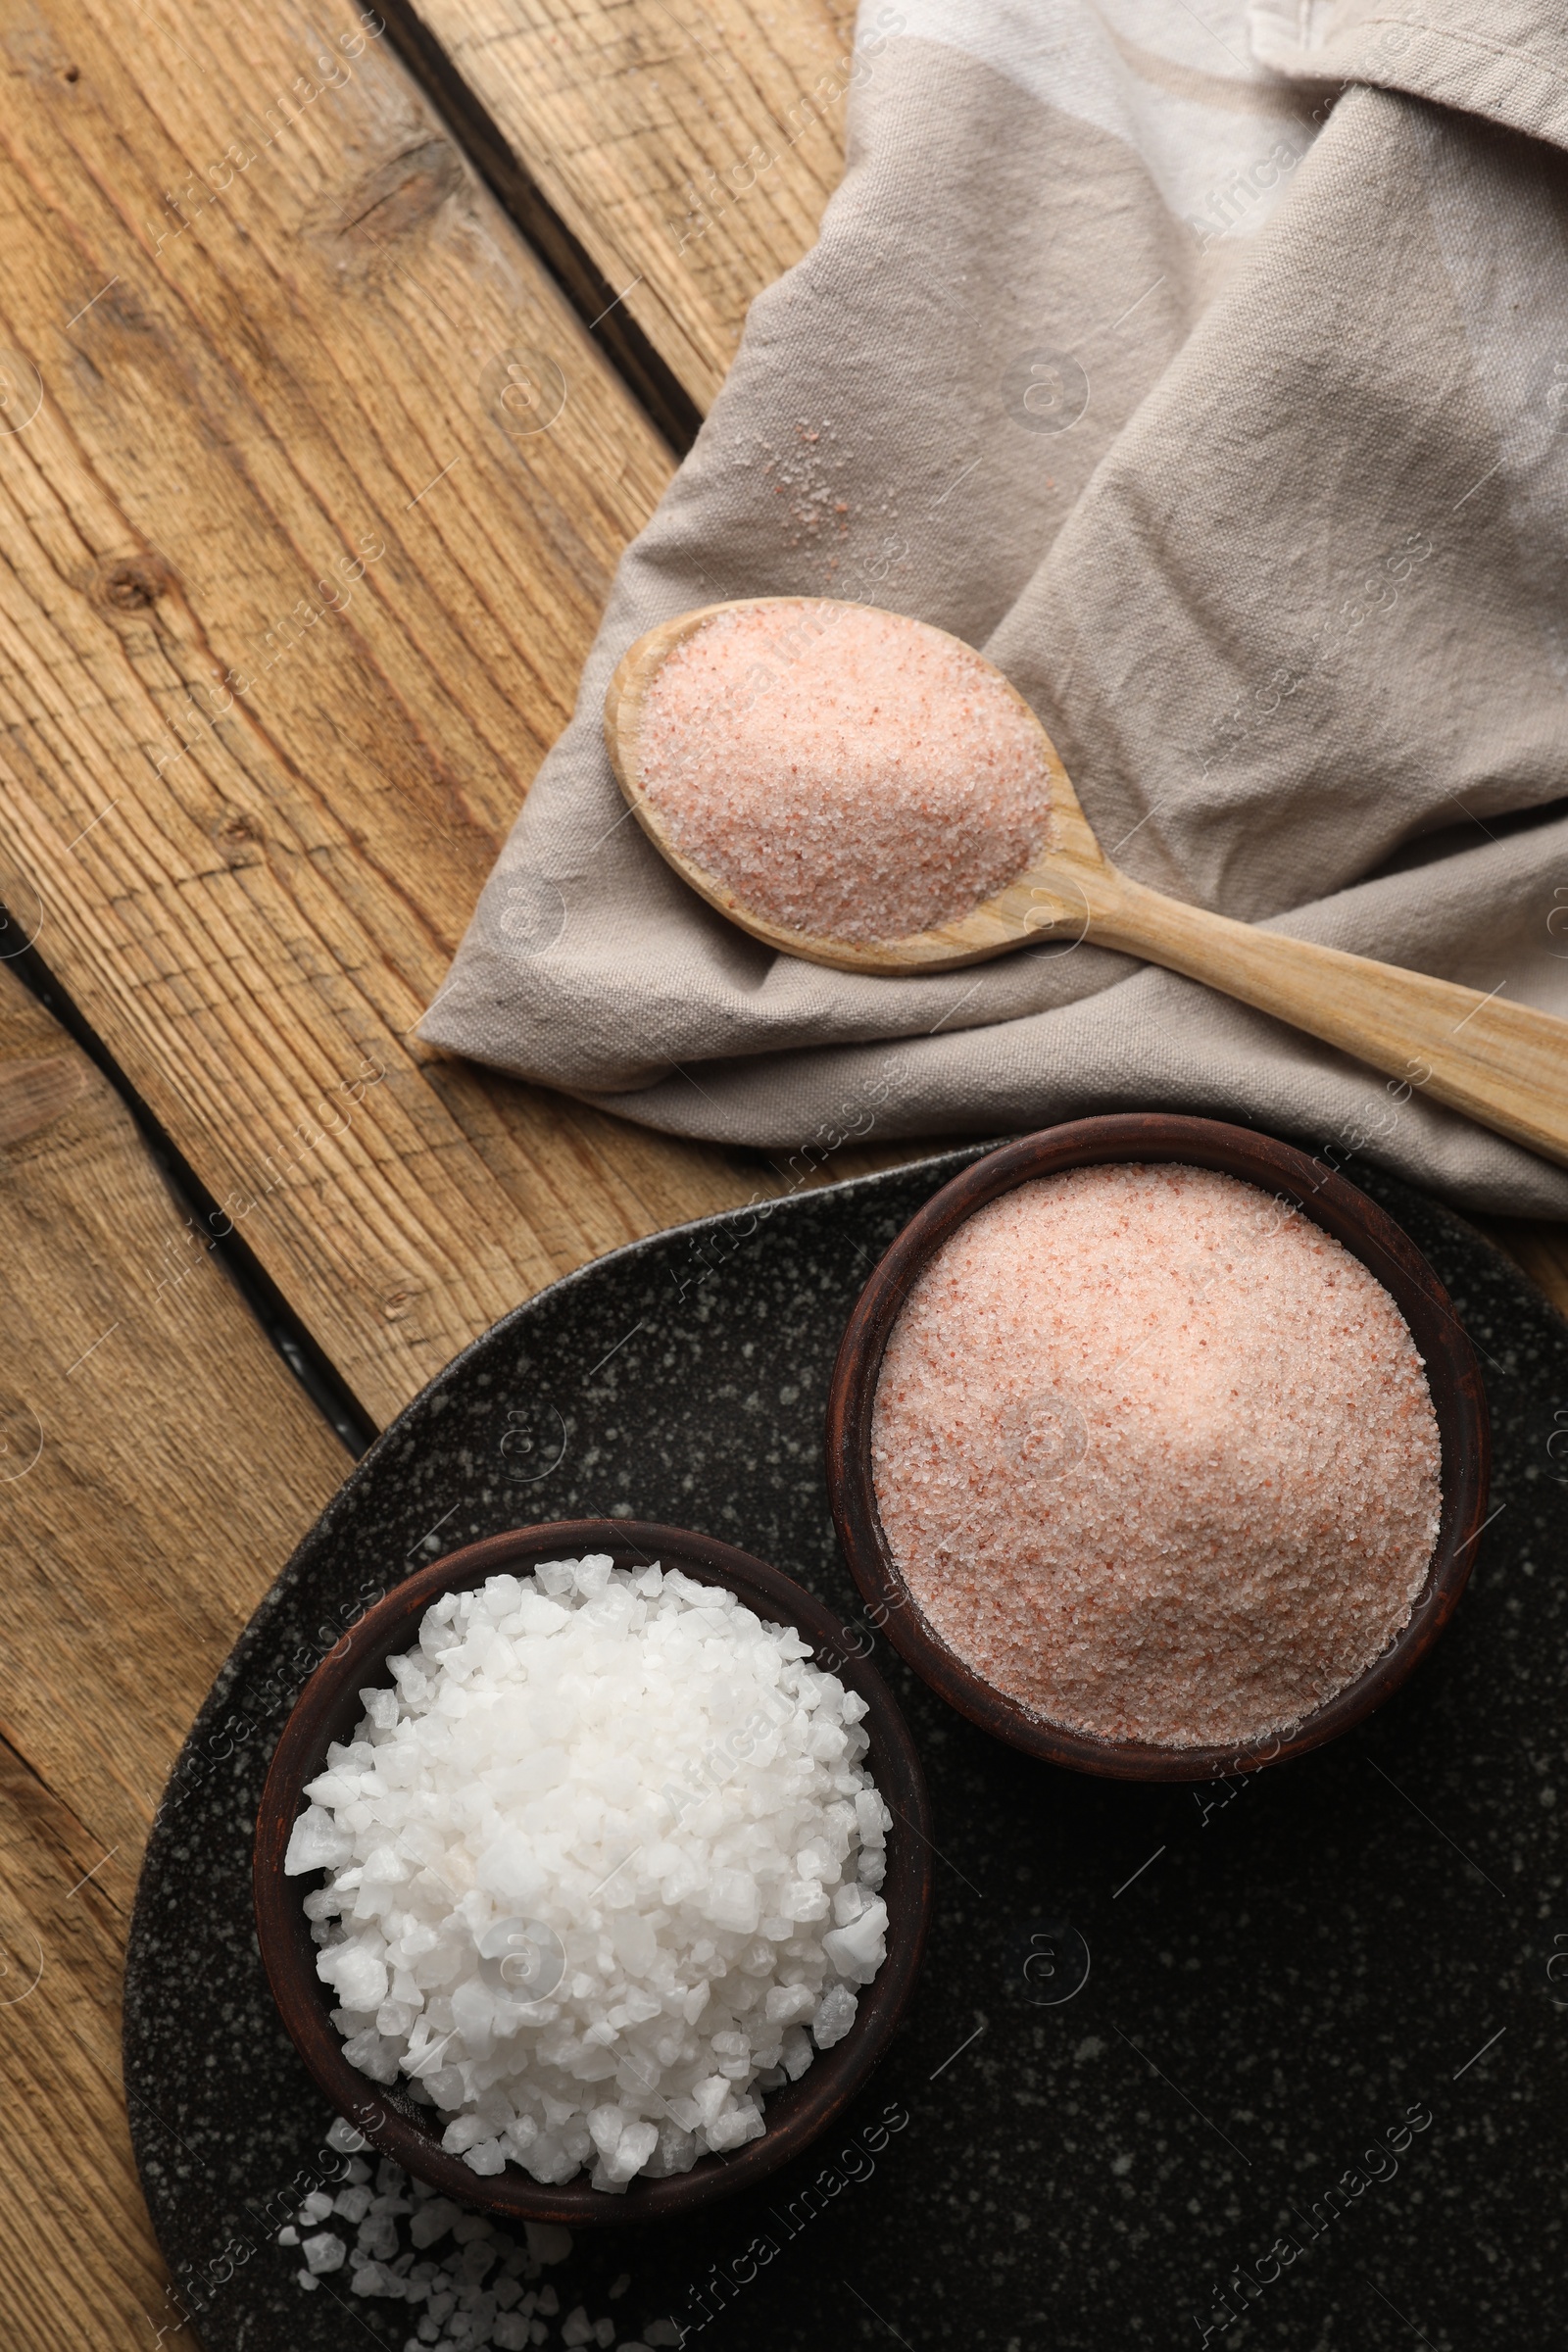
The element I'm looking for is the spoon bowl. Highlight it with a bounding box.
[605,596,1102,974]
[605,596,1568,1171]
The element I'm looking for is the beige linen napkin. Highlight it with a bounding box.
[422,0,1568,1217]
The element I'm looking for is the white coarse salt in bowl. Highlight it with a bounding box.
[294,1560,888,2188]
[255,1522,933,2225]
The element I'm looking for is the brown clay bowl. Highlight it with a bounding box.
[254,1520,933,2224]
[825,1115,1491,1783]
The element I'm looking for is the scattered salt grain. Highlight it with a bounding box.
[278,2155,616,2347]
[871,1163,1443,1748]
[637,601,1054,943]
[288,1556,891,2191]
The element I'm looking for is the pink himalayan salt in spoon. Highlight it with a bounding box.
[870,1161,1442,1751]
[604,597,1568,1173]
[628,600,1054,946]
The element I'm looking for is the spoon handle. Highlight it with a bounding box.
[1091,873,1568,1170]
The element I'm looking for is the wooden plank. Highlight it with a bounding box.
[390,0,858,411]
[0,0,773,1431]
[0,960,350,2352]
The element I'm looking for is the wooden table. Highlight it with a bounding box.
[0,3,1561,2340]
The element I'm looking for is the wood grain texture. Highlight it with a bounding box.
[0,960,349,2351]
[0,0,777,1432]
[396,0,860,410]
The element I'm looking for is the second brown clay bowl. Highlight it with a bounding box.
[824,1115,1491,1784]
[254,1520,933,2223]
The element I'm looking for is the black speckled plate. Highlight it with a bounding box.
[125,1149,1568,2352]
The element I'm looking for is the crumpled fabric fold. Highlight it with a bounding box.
[423,0,1568,1216]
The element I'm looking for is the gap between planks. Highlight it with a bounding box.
[394,0,861,410]
[0,0,791,1431]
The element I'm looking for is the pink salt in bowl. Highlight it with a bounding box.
[824,1115,1491,1783]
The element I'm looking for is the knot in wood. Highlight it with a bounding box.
[91,555,171,614]
[214,811,261,862]
[333,140,465,252]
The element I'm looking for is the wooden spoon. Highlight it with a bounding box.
[605,597,1568,1170]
